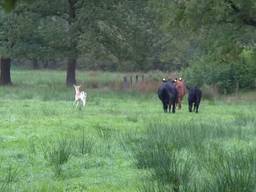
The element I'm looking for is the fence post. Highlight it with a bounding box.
[135,75,139,83]
[130,76,133,88]
[123,76,129,89]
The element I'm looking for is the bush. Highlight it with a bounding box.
[200,84,219,100]
[183,50,256,94]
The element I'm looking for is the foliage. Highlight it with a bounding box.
[149,0,256,92]
[1,0,256,90]
[183,49,256,93]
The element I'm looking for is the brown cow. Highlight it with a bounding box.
[175,78,186,109]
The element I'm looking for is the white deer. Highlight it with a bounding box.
[73,85,87,108]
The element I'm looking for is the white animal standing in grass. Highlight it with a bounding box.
[73,85,87,108]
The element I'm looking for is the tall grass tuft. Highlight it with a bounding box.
[132,120,245,160]
[203,145,256,192]
[75,129,94,155]
[126,114,139,123]
[95,123,113,139]
[42,137,72,177]
[233,112,256,126]
[132,122,195,191]
[129,120,256,192]
[0,164,20,192]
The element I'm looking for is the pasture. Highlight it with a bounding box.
[0,70,256,192]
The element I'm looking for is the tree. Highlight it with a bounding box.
[149,0,256,91]
[0,9,15,85]
[77,0,164,71]
[2,0,174,77]
[1,0,17,12]
[66,0,78,86]
[0,0,28,85]
[0,57,11,84]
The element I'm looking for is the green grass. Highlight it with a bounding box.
[0,70,256,191]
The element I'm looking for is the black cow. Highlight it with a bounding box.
[158,80,178,113]
[188,87,202,113]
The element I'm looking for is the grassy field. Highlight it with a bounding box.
[0,70,256,192]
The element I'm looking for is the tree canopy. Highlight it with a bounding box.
[0,0,255,91]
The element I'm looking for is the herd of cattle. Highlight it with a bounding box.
[157,78,202,113]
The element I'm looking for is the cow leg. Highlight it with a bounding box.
[195,102,200,113]
[162,102,167,113]
[195,97,201,113]
[193,103,196,112]
[188,100,192,112]
[195,104,199,113]
[172,103,176,113]
[189,105,192,112]
[178,99,181,109]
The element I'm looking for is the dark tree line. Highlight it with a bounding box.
[1,0,256,92]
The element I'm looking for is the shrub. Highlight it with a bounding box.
[200,84,219,100]
[183,51,256,94]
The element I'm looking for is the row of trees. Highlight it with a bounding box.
[1,0,256,92]
[0,0,163,85]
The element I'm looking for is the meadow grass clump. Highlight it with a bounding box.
[138,181,158,192]
[133,120,244,157]
[130,119,256,192]
[95,123,114,139]
[27,135,40,154]
[42,137,72,177]
[126,114,139,123]
[39,105,59,116]
[151,148,193,191]
[132,122,195,192]
[0,164,20,192]
[74,129,94,155]
[202,145,256,192]
[233,112,256,126]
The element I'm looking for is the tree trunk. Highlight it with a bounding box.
[0,57,12,85]
[66,0,78,87]
[66,58,76,86]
